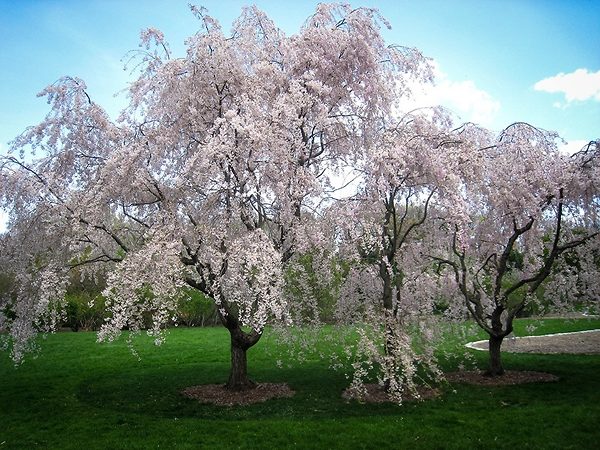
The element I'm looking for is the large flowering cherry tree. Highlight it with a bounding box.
[0,4,431,390]
[432,124,599,376]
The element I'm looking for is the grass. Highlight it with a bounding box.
[1,317,599,449]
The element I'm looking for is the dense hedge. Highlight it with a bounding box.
[63,289,219,331]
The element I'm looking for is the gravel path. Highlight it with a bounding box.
[466,329,600,355]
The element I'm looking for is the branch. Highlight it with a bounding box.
[398,187,436,248]
[4,156,131,255]
[503,189,574,299]
[493,216,535,302]
[121,204,150,229]
[69,254,122,269]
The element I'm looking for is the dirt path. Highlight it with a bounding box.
[466,329,600,355]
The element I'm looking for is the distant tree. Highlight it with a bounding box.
[432,125,599,376]
[0,4,430,390]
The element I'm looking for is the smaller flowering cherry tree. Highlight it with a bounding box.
[334,109,482,401]
[549,139,600,311]
[432,124,599,376]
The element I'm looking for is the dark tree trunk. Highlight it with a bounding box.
[224,325,260,391]
[381,269,396,392]
[486,334,505,376]
[226,340,255,390]
[382,323,395,393]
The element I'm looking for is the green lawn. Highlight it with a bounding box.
[1,318,599,449]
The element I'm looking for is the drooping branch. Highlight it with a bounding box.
[69,254,123,269]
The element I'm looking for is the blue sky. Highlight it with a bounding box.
[1,0,598,154]
[0,0,598,153]
[1,0,598,231]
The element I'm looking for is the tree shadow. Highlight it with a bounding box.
[76,363,445,420]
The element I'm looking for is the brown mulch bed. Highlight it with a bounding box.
[342,383,441,404]
[445,370,559,386]
[182,382,295,406]
[182,330,597,405]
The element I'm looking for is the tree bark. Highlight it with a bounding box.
[486,334,505,376]
[381,269,396,392]
[382,320,396,393]
[224,326,260,391]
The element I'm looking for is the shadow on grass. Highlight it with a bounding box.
[76,362,456,421]
[75,350,600,422]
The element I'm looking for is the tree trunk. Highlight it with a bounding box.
[224,326,260,391]
[486,334,505,376]
[383,321,396,393]
[382,278,395,392]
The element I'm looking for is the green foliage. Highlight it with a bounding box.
[176,289,219,327]
[0,271,16,322]
[61,269,107,331]
[507,248,524,271]
[0,319,598,449]
[285,252,346,323]
[59,271,221,331]
[0,271,14,294]
[63,292,107,332]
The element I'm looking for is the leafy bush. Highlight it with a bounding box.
[176,289,219,327]
[285,252,345,324]
[64,292,107,331]
[0,271,16,328]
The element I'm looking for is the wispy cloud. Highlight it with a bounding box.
[559,139,593,156]
[405,61,500,127]
[0,209,7,234]
[534,68,600,106]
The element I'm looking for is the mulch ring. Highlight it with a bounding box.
[445,370,559,386]
[182,382,295,406]
[342,384,441,404]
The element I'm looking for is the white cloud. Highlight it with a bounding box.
[0,142,6,233]
[534,68,600,104]
[560,139,591,156]
[0,209,7,234]
[404,61,500,127]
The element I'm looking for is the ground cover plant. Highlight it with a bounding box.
[1,318,599,449]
